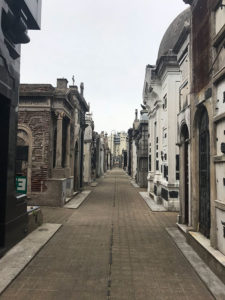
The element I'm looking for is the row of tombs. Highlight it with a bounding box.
[126,0,225,272]
[16,79,112,207]
[0,0,113,255]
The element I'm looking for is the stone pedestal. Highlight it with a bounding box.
[30,178,67,207]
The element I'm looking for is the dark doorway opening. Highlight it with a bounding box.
[199,107,210,238]
[53,128,57,168]
[74,142,79,191]
[62,118,68,168]
[181,124,189,225]
[80,132,84,189]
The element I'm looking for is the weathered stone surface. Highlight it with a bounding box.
[157,8,191,61]
[18,79,89,206]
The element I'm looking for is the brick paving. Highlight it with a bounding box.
[1,169,213,300]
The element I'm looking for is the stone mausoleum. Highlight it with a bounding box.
[143,8,191,211]
[18,79,89,207]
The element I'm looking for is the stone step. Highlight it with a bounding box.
[65,192,79,203]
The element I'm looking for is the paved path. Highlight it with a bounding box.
[1,169,214,300]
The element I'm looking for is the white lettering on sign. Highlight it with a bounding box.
[17,178,26,191]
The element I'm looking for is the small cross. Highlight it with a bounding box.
[72,75,75,86]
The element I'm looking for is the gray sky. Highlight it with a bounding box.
[21,0,187,134]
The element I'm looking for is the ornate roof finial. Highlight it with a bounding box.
[80,82,84,96]
[72,75,75,86]
[135,109,138,121]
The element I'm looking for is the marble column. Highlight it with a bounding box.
[56,111,64,168]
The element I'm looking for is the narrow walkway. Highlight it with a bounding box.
[1,169,213,300]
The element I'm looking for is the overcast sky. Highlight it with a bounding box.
[21,0,187,134]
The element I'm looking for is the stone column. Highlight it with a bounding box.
[65,121,71,167]
[56,111,64,168]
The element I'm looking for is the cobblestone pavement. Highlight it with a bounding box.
[1,169,214,300]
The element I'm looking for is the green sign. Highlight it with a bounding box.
[16,176,27,194]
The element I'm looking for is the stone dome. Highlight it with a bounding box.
[157,8,191,62]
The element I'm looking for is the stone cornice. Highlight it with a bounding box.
[213,24,225,48]
[156,56,179,79]
[213,66,225,84]
[213,112,225,123]
[173,25,190,54]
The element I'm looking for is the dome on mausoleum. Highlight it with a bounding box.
[157,8,191,62]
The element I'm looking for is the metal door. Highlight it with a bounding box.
[199,109,210,238]
[181,124,189,225]
[184,139,189,224]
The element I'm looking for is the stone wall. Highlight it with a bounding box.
[18,111,51,193]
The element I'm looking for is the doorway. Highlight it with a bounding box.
[74,142,79,191]
[181,124,189,224]
[199,107,210,238]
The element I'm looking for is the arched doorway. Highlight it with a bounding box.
[180,124,189,224]
[199,107,210,238]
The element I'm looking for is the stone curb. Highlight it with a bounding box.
[139,191,167,211]
[0,223,62,295]
[64,190,91,209]
[166,227,225,300]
